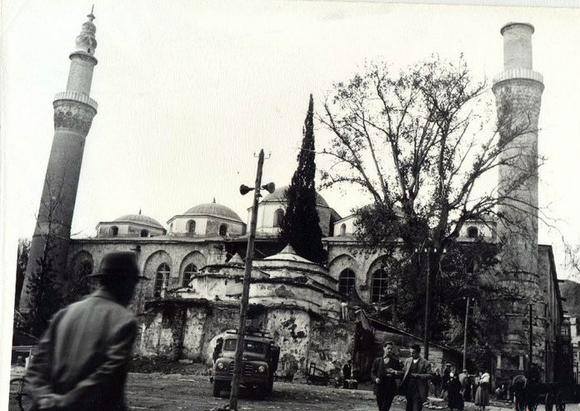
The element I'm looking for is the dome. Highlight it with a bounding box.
[264,244,315,264]
[184,202,242,222]
[261,185,329,208]
[114,214,163,229]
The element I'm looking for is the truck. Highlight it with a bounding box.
[212,329,280,398]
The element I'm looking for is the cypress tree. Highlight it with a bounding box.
[280,94,326,264]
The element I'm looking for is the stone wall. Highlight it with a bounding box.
[264,308,311,378]
[308,318,353,373]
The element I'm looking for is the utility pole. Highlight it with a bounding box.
[423,248,431,360]
[528,302,533,374]
[229,150,274,411]
[463,297,471,370]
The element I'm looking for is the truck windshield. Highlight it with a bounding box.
[223,338,266,354]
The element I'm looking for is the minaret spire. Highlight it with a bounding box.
[20,11,100,313]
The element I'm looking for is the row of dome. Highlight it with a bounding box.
[95,186,338,238]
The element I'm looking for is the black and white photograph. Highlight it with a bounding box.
[2,1,580,410]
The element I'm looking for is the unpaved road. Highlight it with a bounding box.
[11,371,543,411]
[126,373,381,410]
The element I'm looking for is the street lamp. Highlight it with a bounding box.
[228,149,274,411]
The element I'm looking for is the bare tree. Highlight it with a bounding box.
[23,178,67,337]
[563,241,580,282]
[319,55,539,355]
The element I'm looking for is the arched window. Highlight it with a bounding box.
[187,220,196,235]
[154,263,170,298]
[467,226,479,238]
[339,269,356,296]
[340,223,347,236]
[140,229,149,237]
[110,226,118,237]
[219,224,228,236]
[273,209,285,228]
[182,263,197,286]
[371,269,389,303]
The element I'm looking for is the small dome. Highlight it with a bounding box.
[184,202,242,222]
[264,244,314,264]
[261,185,329,208]
[114,214,163,229]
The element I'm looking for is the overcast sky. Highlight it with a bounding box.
[2,0,580,283]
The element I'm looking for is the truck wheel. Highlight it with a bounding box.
[255,385,269,400]
[212,381,223,397]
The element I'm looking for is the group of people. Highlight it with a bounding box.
[371,342,432,411]
[511,375,567,411]
[370,341,492,411]
[439,367,491,411]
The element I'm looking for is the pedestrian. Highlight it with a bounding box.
[545,385,555,411]
[512,374,527,411]
[212,337,223,363]
[342,359,352,388]
[371,341,403,411]
[26,251,143,411]
[432,368,442,398]
[447,370,464,411]
[466,371,475,402]
[442,364,452,401]
[400,344,432,411]
[458,369,468,402]
[555,386,566,411]
[474,370,491,411]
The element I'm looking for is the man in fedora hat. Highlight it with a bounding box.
[26,251,144,410]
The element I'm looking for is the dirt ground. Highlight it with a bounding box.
[126,373,381,410]
[11,370,563,411]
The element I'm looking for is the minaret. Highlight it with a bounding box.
[20,10,98,311]
[492,23,545,373]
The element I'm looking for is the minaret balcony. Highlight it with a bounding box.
[493,68,544,87]
[54,91,98,111]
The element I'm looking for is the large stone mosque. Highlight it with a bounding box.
[20,11,573,384]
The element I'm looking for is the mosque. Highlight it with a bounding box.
[19,11,573,384]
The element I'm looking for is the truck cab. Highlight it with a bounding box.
[212,329,280,398]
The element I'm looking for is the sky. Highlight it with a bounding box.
[2,1,580,286]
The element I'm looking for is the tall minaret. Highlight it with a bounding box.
[492,23,545,373]
[20,10,98,311]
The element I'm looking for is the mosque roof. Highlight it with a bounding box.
[261,185,329,208]
[114,213,164,229]
[183,201,243,222]
[264,244,314,264]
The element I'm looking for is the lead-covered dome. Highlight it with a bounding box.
[261,185,329,208]
[114,214,164,229]
[183,202,242,222]
[168,200,246,237]
[96,211,166,238]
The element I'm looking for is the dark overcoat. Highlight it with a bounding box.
[26,289,137,411]
[400,357,432,402]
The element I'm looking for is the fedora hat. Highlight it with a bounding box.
[90,251,146,279]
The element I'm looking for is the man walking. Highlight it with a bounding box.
[400,344,432,411]
[26,252,142,411]
[371,341,403,411]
